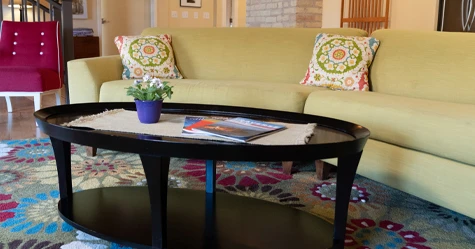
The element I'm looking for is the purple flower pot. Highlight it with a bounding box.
[134,99,163,124]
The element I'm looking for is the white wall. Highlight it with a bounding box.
[72,0,99,32]
[235,0,246,27]
[322,0,341,28]
[157,0,215,28]
[322,0,440,31]
[390,0,439,30]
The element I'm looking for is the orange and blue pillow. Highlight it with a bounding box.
[114,35,183,80]
[300,33,380,91]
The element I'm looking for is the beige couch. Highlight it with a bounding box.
[68,28,475,219]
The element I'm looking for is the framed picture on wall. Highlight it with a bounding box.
[72,0,88,19]
[180,0,202,8]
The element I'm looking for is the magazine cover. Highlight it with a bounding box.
[191,117,286,142]
[181,116,226,135]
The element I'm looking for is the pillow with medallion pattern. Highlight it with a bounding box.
[300,33,380,91]
[114,35,183,80]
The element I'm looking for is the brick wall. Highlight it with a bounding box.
[296,0,323,28]
[246,0,323,28]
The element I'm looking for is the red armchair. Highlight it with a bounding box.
[0,21,63,117]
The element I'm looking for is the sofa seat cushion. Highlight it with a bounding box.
[304,91,475,166]
[0,67,61,92]
[100,79,328,113]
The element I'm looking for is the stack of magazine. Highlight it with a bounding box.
[182,116,286,142]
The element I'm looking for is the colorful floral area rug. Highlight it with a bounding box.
[0,138,474,249]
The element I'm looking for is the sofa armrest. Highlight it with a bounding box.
[68,55,123,104]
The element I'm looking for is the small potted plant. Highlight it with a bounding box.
[125,74,173,124]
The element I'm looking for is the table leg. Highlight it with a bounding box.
[50,137,72,200]
[205,160,216,194]
[204,160,217,249]
[140,155,170,249]
[204,192,217,249]
[332,151,362,249]
[282,161,293,175]
[50,137,73,217]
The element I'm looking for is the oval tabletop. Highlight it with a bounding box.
[34,102,370,162]
[34,102,371,249]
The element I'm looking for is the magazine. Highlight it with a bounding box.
[190,117,286,142]
[181,116,226,135]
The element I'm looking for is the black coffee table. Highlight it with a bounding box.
[34,102,369,249]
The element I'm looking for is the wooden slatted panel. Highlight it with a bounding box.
[371,0,374,32]
[376,0,383,29]
[341,0,347,27]
[364,0,368,31]
[358,0,362,29]
[384,0,390,28]
[367,0,370,32]
[374,0,377,31]
[358,0,361,28]
[359,0,362,29]
[369,0,374,33]
[379,0,383,31]
[341,0,390,34]
[371,0,380,33]
[351,0,355,28]
[350,0,355,28]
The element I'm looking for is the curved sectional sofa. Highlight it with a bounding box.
[68,27,475,219]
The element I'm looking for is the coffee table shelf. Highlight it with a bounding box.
[59,187,334,249]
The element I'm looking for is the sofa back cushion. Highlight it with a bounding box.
[370,30,475,105]
[141,28,367,84]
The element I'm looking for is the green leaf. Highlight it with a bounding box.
[124,79,174,101]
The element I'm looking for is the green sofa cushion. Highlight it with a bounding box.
[304,90,475,166]
[370,30,475,105]
[100,79,328,113]
[140,28,368,84]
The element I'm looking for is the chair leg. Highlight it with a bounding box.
[33,93,41,127]
[283,161,332,180]
[55,90,61,105]
[282,161,293,175]
[315,160,331,180]
[86,147,97,157]
[5,96,12,113]
[33,93,41,112]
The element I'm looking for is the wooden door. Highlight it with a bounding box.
[100,0,151,56]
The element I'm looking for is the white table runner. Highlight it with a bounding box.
[64,109,316,145]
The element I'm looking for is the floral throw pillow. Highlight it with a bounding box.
[300,33,380,91]
[114,35,183,80]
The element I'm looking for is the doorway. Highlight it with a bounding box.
[226,0,233,27]
[221,0,246,27]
